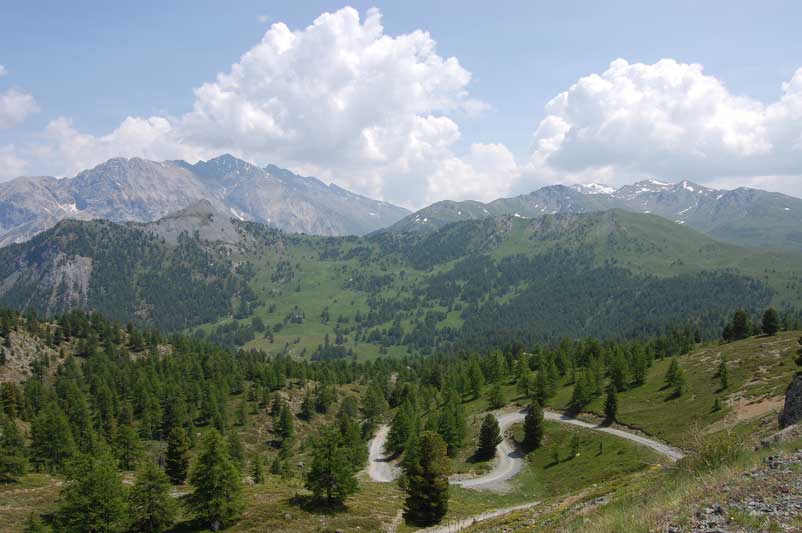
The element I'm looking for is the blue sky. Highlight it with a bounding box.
[1,1,801,206]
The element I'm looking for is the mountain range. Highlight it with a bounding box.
[0,154,409,245]
[386,179,802,252]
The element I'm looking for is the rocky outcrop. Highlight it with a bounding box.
[779,373,802,428]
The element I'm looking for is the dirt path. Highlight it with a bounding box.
[366,424,401,482]
[450,409,527,491]
[543,410,686,462]
[366,407,684,491]
[414,500,542,533]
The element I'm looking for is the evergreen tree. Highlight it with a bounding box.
[718,357,729,390]
[185,429,244,530]
[569,432,580,458]
[314,384,337,414]
[227,431,245,471]
[713,397,723,412]
[630,346,648,386]
[664,358,680,387]
[164,427,191,485]
[113,424,143,471]
[672,367,687,398]
[436,390,465,457]
[275,401,294,446]
[0,414,27,482]
[603,384,618,423]
[55,452,128,533]
[476,414,502,460]
[609,351,629,392]
[487,382,506,410]
[522,402,544,452]
[731,309,750,340]
[235,399,248,427]
[387,400,416,455]
[360,383,388,431]
[22,513,49,533]
[304,424,359,505]
[762,308,780,336]
[30,403,76,473]
[251,455,265,484]
[300,389,314,420]
[517,357,533,398]
[468,360,484,400]
[402,431,451,527]
[128,460,177,533]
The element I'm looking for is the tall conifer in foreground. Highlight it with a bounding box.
[402,431,451,527]
[185,429,244,530]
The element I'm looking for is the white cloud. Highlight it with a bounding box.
[2,7,519,208]
[0,72,39,128]
[523,59,802,195]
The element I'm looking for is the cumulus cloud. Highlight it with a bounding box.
[523,59,802,195]
[2,7,519,207]
[0,65,39,129]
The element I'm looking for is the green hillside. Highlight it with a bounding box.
[1,207,801,358]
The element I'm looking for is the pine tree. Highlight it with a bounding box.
[30,403,76,473]
[664,358,679,387]
[402,431,451,527]
[0,414,27,482]
[55,452,128,533]
[487,382,505,409]
[22,513,49,533]
[251,455,265,484]
[360,383,388,431]
[128,460,177,533]
[275,401,294,446]
[304,424,359,505]
[476,414,502,460]
[185,429,244,530]
[113,424,143,471]
[300,389,314,421]
[227,431,245,471]
[672,367,687,398]
[604,384,618,423]
[718,357,729,390]
[522,402,544,452]
[387,400,415,455]
[517,357,533,398]
[165,427,191,485]
[436,390,465,457]
[712,397,723,412]
[569,432,580,458]
[236,399,248,427]
[732,309,750,340]
[762,308,780,336]
[468,360,484,400]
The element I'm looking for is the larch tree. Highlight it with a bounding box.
[402,431,451,527]
[185,429,244,530]
[476,414,502,460]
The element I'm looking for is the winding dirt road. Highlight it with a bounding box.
[366,407,684,490]
[367,424,401,482]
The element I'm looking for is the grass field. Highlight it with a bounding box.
[549,332,800,448]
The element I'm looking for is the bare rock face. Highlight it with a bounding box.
[779,373,802,428]
[0,155,410,246]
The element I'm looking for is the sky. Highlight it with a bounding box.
[1,1,801,208]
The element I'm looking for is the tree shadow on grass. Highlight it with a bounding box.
[289,494,348,515]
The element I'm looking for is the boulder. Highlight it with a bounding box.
[779,373,802,428]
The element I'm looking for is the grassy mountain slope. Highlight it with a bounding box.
[1,208,801,357]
